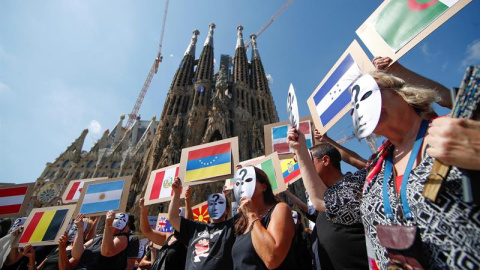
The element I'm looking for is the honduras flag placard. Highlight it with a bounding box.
[77,177,132,215]
[308,40,373,134]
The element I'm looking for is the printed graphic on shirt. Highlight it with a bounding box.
[190,229,224,265]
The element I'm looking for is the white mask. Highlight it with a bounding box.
[350,74,382,139]
[67,221,87,243]
[8,217,26,234]
[233,166,256,203]
[292,211,298,225]
[179,207,186,218]
[305,191,315,215]
[207,193,227,220]
[113,213,129,231]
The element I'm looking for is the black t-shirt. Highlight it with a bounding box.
[76,233,129,270]
[232,203,297,270]
[316,170,369,270]
[41,247,72,270]
[126,233,140,259]
[175,217,235,270]
[150,235,186,270]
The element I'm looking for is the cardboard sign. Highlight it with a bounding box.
[307,40,374,135]
[264,117,315,159]
[179,137,239,186]
[356,0,472,62]
[0,183,35,218]
[61,178,106,204]
[17,204,76,247]
[75,176,132,216]
[144,164,186,205]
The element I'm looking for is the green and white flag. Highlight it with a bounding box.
[255,159,278,191]
[373,0,459,52]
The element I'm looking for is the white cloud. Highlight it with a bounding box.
[462,39,480,67]
[0,82,11,94]
[266,74,274,85]
[170,54,174,57]
[88,120,102,134]
[421,43,431,57]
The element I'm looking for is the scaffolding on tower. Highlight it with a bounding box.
[125,0,170,130]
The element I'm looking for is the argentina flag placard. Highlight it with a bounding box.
[307,40,374,134]
[75,177,132,216]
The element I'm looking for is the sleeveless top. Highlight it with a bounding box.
[150,234,187,270]
[232,203,297,270]
[76,233,129,270]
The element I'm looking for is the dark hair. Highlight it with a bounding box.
[310,143,342,170]
[234,167,278,234]
[127,214,136,232]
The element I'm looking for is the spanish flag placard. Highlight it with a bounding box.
[17,205,76,247]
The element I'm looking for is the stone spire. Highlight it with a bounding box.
[185,29,200,56]
[195,23,215,82]
[204,23,215,46]
[233,25,249,84]
[250,34,261,60]
[170,29,199,88]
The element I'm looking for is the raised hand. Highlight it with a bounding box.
[105,210,115,227]
[74,214,85,231]
[59,231,68,248]
[172,177,182,194]
[372,56,392,70]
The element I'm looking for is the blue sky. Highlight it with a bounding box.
[1,0,479,183]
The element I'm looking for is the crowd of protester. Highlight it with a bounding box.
[1,57,479,270]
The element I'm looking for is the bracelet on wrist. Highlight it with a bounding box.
[248,218,261,232]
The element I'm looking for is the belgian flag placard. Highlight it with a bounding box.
[17,205,76,247]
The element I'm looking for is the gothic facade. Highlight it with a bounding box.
[130,24,279,210]
[29,116,158,210]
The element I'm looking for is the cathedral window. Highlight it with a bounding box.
[62,160,70,168]
[86,160,94,168]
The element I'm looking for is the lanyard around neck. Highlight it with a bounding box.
[382,120,429,222]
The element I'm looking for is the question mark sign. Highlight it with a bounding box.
[239,169,247,181]
[212,194,220,202]
[352,85,361,110]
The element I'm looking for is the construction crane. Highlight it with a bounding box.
[125,0,170,130]
[244,0,295,49]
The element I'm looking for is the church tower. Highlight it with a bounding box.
[129,24,279,210]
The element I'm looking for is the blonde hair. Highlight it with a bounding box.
[370,71,440,119]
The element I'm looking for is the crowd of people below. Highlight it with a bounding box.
[1,57,479,270]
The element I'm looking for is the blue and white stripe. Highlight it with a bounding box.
[80,180,125,214]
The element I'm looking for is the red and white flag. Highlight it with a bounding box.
[0,184,33,217]
[144,165,179,205]
[61,178,101,204]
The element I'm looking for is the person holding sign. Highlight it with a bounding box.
[231,166,297,270]
[139,198,186,270]
[168,178,236,270]
[294,70,480,269]
[288,132,369,270]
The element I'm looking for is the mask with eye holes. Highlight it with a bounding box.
[207,193,226,220]
[233,166,256,204]
[350,74,382,139]
[112,213,129,231]
[8,217,26,234]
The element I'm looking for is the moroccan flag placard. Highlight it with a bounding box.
[307,41,374,135]
[61,178,106,204]
[156,213,174,233]
[17,204,76,247]
[179,137,239,186]
[0,183,35,218]
[248,153,286,195]
[281,158,301,184]
[75,177,132,216]
[356,0,472,62]
[264,117,315,159]
[144,164,187,205]
[192,201,210,224]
